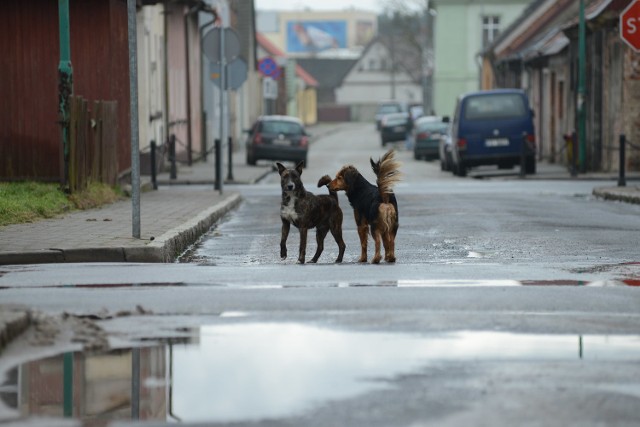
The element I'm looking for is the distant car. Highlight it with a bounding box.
[438,124,453,171]
[411,116,449,160]
[450,89,536,177]
[375,101,404,130]
[408,103,424,121]
[245,115,310,167]
[379,112,410,146]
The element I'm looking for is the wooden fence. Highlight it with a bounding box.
[68,96,118,192]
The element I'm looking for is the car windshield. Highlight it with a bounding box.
[416,122,448,133]
[464,94,527,120]
[261,121,303,135]
[385,114,407,125]
[378,104,402,114]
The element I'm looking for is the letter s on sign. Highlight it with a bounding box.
[628,17,638,34]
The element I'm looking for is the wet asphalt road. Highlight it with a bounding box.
[1,123,640,427]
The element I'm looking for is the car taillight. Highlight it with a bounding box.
[456,138,467,150]
[525,133,536,148]
[417,132,429,139]
[300,136,309,147]
[253,133,262,144]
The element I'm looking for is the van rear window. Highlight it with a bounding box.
[464,94,527,120]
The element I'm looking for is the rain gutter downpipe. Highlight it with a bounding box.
[199,7,218,161]
[58,0,73,190]
[578,0,587,172]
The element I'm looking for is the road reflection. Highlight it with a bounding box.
[2,324,639,424]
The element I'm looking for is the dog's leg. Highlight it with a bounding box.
[371,229,383,264]
[355,212,368,263]
[330,227,346,264]
[310,227,328,263]
[383,233,396,263]
[280,219,290,260]
[298,227,308,264]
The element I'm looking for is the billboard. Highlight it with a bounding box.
[287,21,347,53]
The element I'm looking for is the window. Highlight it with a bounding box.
[482,15,500,48]
[464,94,527,120]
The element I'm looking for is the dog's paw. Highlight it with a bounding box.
[371,256,382,264]
[297,258,305,264]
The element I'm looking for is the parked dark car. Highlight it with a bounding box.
[450,89,536,177]
[380,112,410,146]
[245,115,309,167]
[412,116,449,160]
[375,101,404,130]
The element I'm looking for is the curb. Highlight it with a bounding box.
[0,193,243,265]
[147,193,242,262]
[593,186,640,205]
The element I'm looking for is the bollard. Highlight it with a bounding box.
[227,136,234,182]
[519,133,527,178]
[169,134,177,180]
[571,131,578,177]
[150,140,158,190]
[214,138,223,193]
[618,134,626,187]
[202,111,208,162]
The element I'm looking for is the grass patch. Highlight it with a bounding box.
[0,182,123,227]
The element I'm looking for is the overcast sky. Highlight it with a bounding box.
[254,0,383,13]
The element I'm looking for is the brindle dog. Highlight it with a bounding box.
[277,161,346,264]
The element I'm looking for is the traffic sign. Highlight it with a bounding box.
[202,27,241,63]
[621,0,640,52]
[210,58,248,90]
[258,57,280,79]
[263,77,278,100]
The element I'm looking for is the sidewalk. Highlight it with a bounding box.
[0,122,344,266]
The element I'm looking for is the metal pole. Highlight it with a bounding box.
[58,0,73,190]
[170,134,177,179]
[150,140,158,190]
[63,352,73,417]
[577,0,587,173]
[618,134,626,187]
[215,138,222,192]
[218,14,226,195]
[520,133,527,178]
[131,348,140,419]
[227,136,234,181]
[127,0,141,239]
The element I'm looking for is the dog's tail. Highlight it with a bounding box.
[318,175,339,203]
[370,149,402,203]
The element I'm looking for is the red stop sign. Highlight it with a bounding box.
[621,0,640,51]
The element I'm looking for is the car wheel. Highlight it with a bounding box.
[454,162,467,177]
[440,159,446,171]
[381,138,386,147]
[247,150,256,166]
[413,152,419,160]
[525,156,536,174]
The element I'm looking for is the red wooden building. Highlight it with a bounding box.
[0,0,131,181]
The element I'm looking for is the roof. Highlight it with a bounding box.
[255,32,318,87]
[341,36,423,85]
[296,58,357,89]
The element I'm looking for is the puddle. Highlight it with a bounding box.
[2,324,640,424]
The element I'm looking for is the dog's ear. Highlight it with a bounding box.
[370,157,380,176]
[295,161,304,175]
[276,162,286,176]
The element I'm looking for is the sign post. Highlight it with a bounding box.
[620,0,640,51]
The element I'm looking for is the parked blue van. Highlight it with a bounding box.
[449,89,536,177]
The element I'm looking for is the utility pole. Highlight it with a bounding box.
[577,0,587,172]
[422,0,434,115]
[127,0,141,239]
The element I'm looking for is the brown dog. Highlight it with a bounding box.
[277,161,346,264]
[328,150,401,264]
